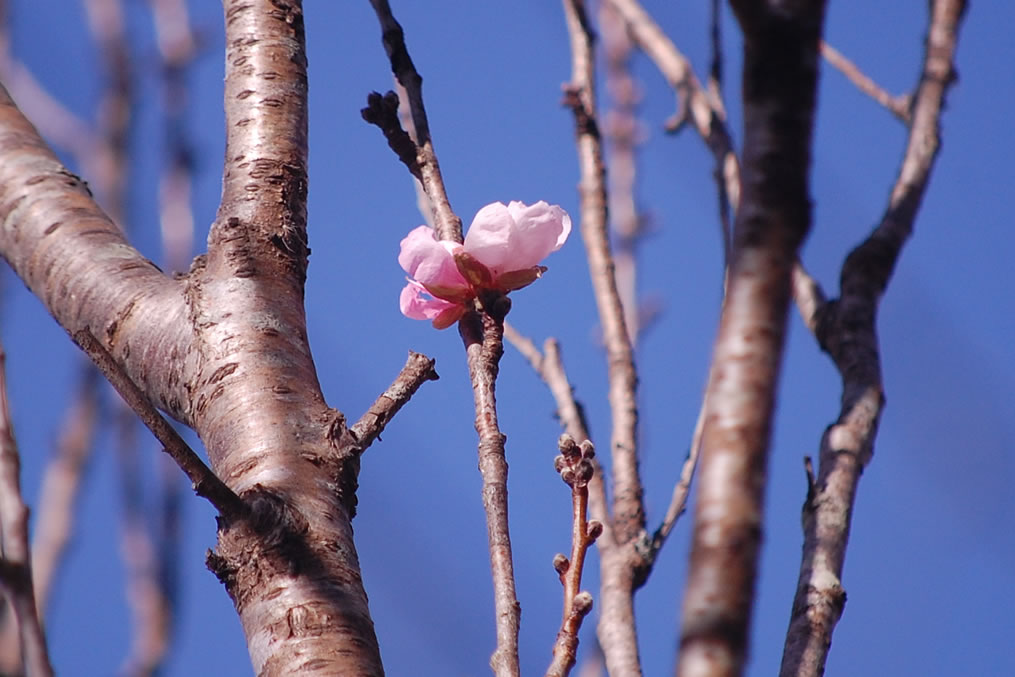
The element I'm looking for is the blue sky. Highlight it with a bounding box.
[3,1,1014,675]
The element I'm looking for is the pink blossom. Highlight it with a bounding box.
[398,200,571,328]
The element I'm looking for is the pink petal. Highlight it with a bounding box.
[464,201,571,277]
[399,280,461,321]
[398,225,468,290]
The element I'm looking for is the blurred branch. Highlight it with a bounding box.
[782,3,967,675]
[600,2,655,344]
[459,307,521,677]
[677,1,828,675]
[605,0,739,263]
[821,41,912,124]
[546,436,601,677]
[0,343,55,677]
[367,0,462,242]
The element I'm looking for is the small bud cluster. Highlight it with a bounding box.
[554,434,596,489]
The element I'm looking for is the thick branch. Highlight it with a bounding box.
[677,3,828,676]
[781,3,966,675]
[0,84,196,424]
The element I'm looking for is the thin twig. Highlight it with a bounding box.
[821,41,912,124]
[502,324,610,537]
[459,307,520,677]
[649,400,703,554]
[349,351,439,449]
[367,0,462,243]
[546,436,601,677]
[0,343,55,677]
[563,0,642,554]
[72,329,246,518]
[562,4,648,675]
[781,3,967,676]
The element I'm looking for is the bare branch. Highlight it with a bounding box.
[781,3,967,675]
[562,3,647,674]
[30,367,100,617]
[349,351,439,450]
[361,90,423,182]
[677,2,828,675]
[459,306,520,677]
[502,325,610,547]
[546,436,601,677]
[367,0,463,243]
[606,0,740,262]
[0,343,55,677]
[821,41,911,124]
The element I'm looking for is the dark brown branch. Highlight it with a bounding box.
[821,41,911,124]
[361,90,422,182]
[349,351,439,450]
[0,343,55,677]
[781,3,966,676]
[72,329,246,518]
[677,2,828,676]
[367,0,463,243]
[459,306,520,677]
[546,436,601,677]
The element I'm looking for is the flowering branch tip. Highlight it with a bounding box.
[398,201,570,328]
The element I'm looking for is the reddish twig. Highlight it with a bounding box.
[0,344,55,677]
[782,3,967,676]
[546,436,602,677]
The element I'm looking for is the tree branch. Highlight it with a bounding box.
[562,2,648,674]
[781,3,967,675]
[821,41,911,124]
[349,350,439,450]
[0,343,55,677]
[459,305,521,677]
[606,0,740,259]
[73,329,246,518]
[677,2,828,675]
[367,0,463,243]
[546,436,601,677]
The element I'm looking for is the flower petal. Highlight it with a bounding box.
[464,201,571,277]
[399,280,461,321]
[398,225,468,290]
